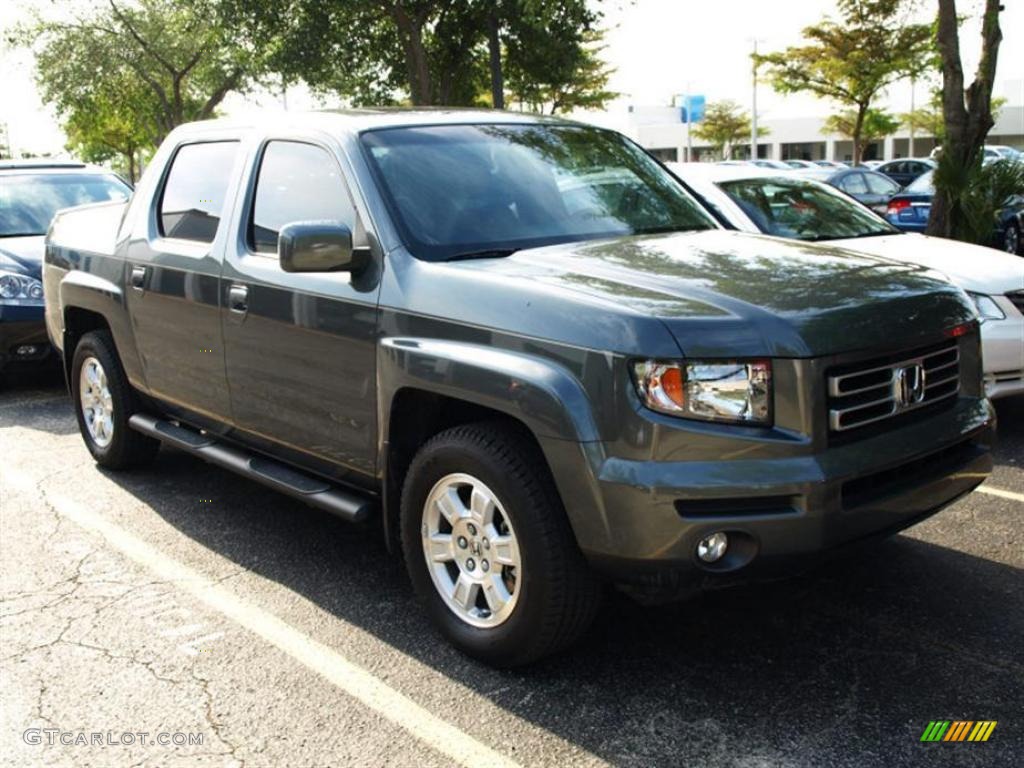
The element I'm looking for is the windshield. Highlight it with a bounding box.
[0,173,131,237]
[718,176,898,241]
[360,123,716,261]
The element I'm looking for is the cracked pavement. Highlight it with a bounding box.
[1,370,1022,768]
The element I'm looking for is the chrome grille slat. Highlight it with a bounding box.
[828,342,961,434]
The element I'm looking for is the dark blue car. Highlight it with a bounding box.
[1,161,131,374]
[885,169,1024,255]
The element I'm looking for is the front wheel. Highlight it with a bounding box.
[400,422,602,666]
[71,330,160,470]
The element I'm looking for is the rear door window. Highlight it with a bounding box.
[866,173,900,195]
[839,173,869,195]
[158,142,239,243]
[248,141,362,255]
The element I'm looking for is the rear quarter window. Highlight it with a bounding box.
[158,142,239,243]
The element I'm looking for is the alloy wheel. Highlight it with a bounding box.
[79,356,114,447]
[421,473,522,628]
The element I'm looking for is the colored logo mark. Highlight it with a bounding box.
[920,721,997,742]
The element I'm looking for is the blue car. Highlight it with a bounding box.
[1,160,132,374]
[885,168,1024,255]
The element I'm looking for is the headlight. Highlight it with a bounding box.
[0,270,44,305]
[631,360,772,424]
[967,292,1005,322]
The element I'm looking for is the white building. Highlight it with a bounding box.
[595,90,1024,164]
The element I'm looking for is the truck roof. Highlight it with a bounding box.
[168,108,573,138]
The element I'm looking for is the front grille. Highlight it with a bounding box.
[1007,290,1024,315]
[827,341,960,433]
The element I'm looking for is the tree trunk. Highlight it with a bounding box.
[487,8,504,109]
[391,7,432,106]
[927,0,1002,238]
[127,146,137,184]
[852,104,867,165]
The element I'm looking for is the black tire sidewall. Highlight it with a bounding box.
[401,432,569,665]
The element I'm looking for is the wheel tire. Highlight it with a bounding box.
[400,421,602,667]
[71,330,159,470]
[1005,221,1022,256]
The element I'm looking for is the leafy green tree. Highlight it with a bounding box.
[222,0,611,109]
[506,28,617,114]
[21,0,266,150]
[63,80,153,182]
[824,108,901,154]
[927,0,1006,240]
[755,0,932,164]
[692,101,766,160]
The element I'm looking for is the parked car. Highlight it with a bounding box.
[785,160,819,169]
[813,160,849,169]
[885,169,1024,255]
[45,112,993,665]
[874,158,935,187]
[795,167,902,213]
[0,160,131,374]
[930,144,1023,163]
[669,162,1024,399]
[749,159,793,170]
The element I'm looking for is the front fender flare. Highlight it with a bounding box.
[376,337,613,554]
[378,337,601,443]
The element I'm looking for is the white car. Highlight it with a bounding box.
[669,162,1024,399]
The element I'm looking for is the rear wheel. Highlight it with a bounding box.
[400,422,601,666]
[71,331,159,470]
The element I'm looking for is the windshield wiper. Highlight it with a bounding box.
[445,248,519,262]
[631,225,710,235]
[842,230,899,239]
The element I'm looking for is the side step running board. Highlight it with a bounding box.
[128,414,374,523]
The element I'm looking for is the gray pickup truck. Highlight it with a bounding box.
[44,111,994,666]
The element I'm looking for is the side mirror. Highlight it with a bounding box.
[278,221,365,273]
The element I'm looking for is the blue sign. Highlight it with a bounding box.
[680,95,706,124]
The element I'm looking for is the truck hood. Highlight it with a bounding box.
[448,230,975,358]
[830,233,1024,295]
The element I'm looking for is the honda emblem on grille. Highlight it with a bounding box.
[894,363,927,408]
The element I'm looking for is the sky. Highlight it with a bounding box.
[1,0,1022,156]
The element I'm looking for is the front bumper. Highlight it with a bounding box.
[582,397,994,583]
[0,304,52,370]
[981,310,1024,400]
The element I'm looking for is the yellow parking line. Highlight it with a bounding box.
[2,472,520,768]
[976,485,1024,503]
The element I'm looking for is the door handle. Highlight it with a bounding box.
[228,284,249,314]
[129,265,147,291]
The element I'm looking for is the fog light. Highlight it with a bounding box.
[697,532,729,563]
[16,345,39,357]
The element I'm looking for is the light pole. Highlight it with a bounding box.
[751,39,760,161]
[908,75,916,158]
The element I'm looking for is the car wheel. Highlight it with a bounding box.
[71,330,160,470]
[1005,221,1021,256]
[400,422,602,666]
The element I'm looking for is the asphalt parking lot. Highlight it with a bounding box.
[1,369,1022,768]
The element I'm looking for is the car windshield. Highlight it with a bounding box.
[906,170,935,195]
[360,123,717,261]
[0,173,131,237]
[717,176,898,241]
